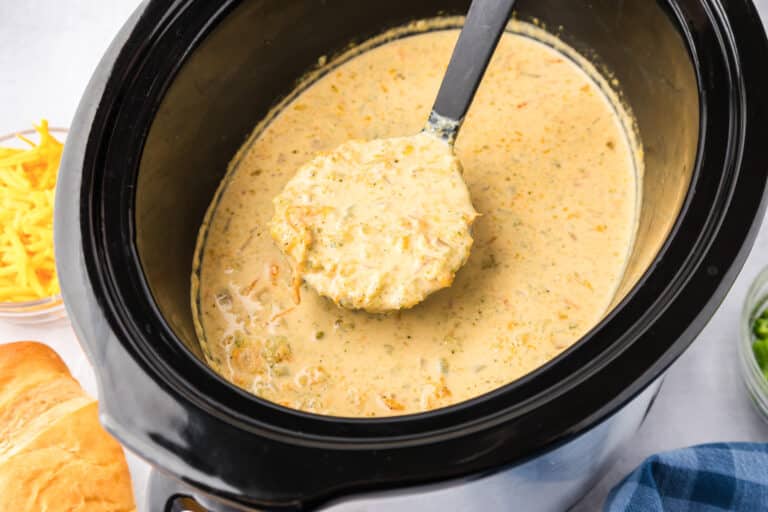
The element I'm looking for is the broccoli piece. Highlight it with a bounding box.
[753,338,768,371]
[754,317,768,340]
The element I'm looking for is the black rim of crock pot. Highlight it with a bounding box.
[67,0,768,506]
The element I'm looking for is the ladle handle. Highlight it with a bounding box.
[426,0,516,143]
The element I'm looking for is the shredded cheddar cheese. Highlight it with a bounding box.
[0,121,62,302]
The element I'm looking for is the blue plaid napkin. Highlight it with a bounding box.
[605,443,768,511]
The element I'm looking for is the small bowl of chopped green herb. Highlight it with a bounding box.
[739,266,768,420]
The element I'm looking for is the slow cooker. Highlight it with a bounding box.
[55,0,768,510]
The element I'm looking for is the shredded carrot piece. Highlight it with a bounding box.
[0,120,62,301]
[381,393,405,411]
[270,306,297,322]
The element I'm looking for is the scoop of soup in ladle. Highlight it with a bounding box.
[270,0,516,312]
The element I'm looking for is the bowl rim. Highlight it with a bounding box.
[0,126,69,143]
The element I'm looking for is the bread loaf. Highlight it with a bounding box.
[0,341,136,511]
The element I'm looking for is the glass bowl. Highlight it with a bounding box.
[739,265,768,422]
[0,127,68,325]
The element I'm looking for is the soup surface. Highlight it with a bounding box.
[193,24,639,417]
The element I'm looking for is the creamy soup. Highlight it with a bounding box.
[193,23,640,417]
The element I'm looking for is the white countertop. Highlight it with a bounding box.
[1,2,768,511]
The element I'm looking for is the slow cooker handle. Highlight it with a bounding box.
[147,469,210,512]
[168,497,208,512]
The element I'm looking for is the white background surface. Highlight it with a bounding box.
[1,1,768,511]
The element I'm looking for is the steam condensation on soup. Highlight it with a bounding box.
[192,21,641,417]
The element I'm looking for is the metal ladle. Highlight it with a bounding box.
[270,0,517,312]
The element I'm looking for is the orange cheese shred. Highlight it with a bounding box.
[0,120,62,302]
